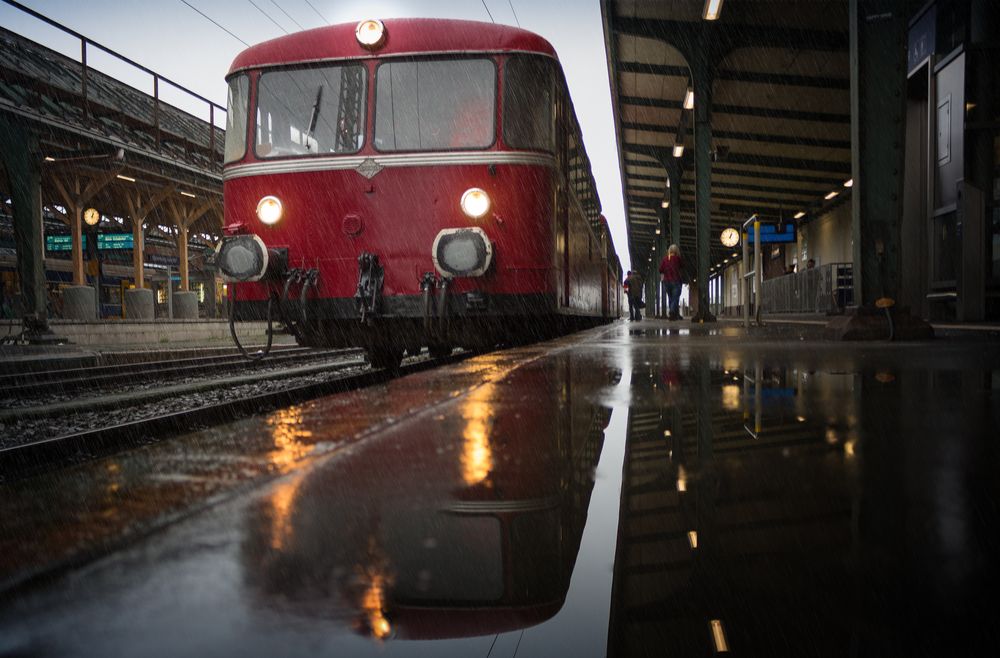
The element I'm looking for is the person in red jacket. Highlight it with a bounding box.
[659,244,684,321]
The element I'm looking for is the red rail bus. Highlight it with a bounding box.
[218,18,621,366]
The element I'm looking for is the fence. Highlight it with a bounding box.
[761,262,853,314]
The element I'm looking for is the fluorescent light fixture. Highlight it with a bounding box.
[661,200,669,208]
[44,156,55,162]
[843,178,854,187]
[683,87,694,110]
[180,191,196,198]
[673,144,684,158]
[116,174,136,182]
[824,190,838,200]
[687,531,698,549]
[710,619,730,652]
[703,0,724,21]
[794,211,805,219]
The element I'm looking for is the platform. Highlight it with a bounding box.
[0,319,997,656]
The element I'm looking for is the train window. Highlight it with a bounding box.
[374,59,496,151]
[504,56,554,152]
[255,65,366,158]
[224,75,249,164]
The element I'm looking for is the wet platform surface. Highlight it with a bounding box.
[1,320,998,656]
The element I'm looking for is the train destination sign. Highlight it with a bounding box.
[45,234,135,251]
[745,223,797,244]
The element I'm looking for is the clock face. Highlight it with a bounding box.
[84,208,100,226]
[720,227,740,247]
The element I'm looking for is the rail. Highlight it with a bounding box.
[741,214,763,328]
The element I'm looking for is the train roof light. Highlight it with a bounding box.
[356,20,386,49]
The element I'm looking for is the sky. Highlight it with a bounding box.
[0,0,630,269]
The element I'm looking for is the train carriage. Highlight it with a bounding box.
[218,18,619,366]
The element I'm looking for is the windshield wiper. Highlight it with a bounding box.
[304,85,324,148]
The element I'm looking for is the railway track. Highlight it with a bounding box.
[0,350,467,480]
[0,346,359,398]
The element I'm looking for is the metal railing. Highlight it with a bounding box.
[2,0,226,166]
[742,214,763,328]
[761,263,854,314]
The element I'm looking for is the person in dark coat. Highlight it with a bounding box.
[624,270,643,321]
[659,244,684,320]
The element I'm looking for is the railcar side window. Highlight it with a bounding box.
[374,59,496,151]
[224,75,249,164]
[256,65,366,158]
[503,56,554,151]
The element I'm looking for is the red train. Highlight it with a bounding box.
[217,18,621,366]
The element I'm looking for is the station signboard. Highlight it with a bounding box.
[745,223,797,244]
[45,234,135,251]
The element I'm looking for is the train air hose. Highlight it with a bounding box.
[229,290,275,361]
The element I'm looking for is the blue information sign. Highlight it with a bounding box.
[746,223,797,244]
[45,233,134,251]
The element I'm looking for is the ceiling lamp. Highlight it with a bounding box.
[703,0,724,21]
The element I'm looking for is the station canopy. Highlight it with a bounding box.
[602,0,852,271]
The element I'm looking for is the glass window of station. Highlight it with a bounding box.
[255,65,367,158]
[374,58,496,151]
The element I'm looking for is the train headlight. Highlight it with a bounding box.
[216,234,269,282]
[356,19,386,49]
[256,195,283,225]
[432,227,493,278]
[460,188,491,220]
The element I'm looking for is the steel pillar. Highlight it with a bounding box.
[849,0,907,306]
[0,114,50,335]
[691,41,716,322]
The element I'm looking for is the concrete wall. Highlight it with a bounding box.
[790,203,853,270]
[0,319,275,347]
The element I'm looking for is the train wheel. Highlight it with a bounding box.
[368,347,403,370]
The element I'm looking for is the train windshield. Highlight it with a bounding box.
[255,65,366,158]
[374,59,496,151]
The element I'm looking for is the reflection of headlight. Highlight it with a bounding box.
[432,227,493,278]
[256,196,283,225]
[460,188,490,219]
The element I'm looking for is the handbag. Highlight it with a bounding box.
[636,298,646,309]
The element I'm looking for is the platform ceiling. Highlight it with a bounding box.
[602,0,852,271]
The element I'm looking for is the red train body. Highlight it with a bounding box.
[219,18,621,365]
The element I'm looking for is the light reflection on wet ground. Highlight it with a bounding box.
[1,322,998,656]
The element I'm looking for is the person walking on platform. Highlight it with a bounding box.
[624,270,643,321]
[659,244,684,321]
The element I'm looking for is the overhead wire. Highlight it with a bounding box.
[177,0,250,47]
[507,0,520,27]
[480,0,495,23]
[248,0,290,34]
[269,0,306,31]
[302,0,331,25]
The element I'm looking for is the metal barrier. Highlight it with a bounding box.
[742,215,763,328]
[761,263,853,313]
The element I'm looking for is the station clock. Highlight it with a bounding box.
[720,227,740,248]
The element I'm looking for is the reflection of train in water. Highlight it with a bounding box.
[242,355,619,642]
[217,18,622,366]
